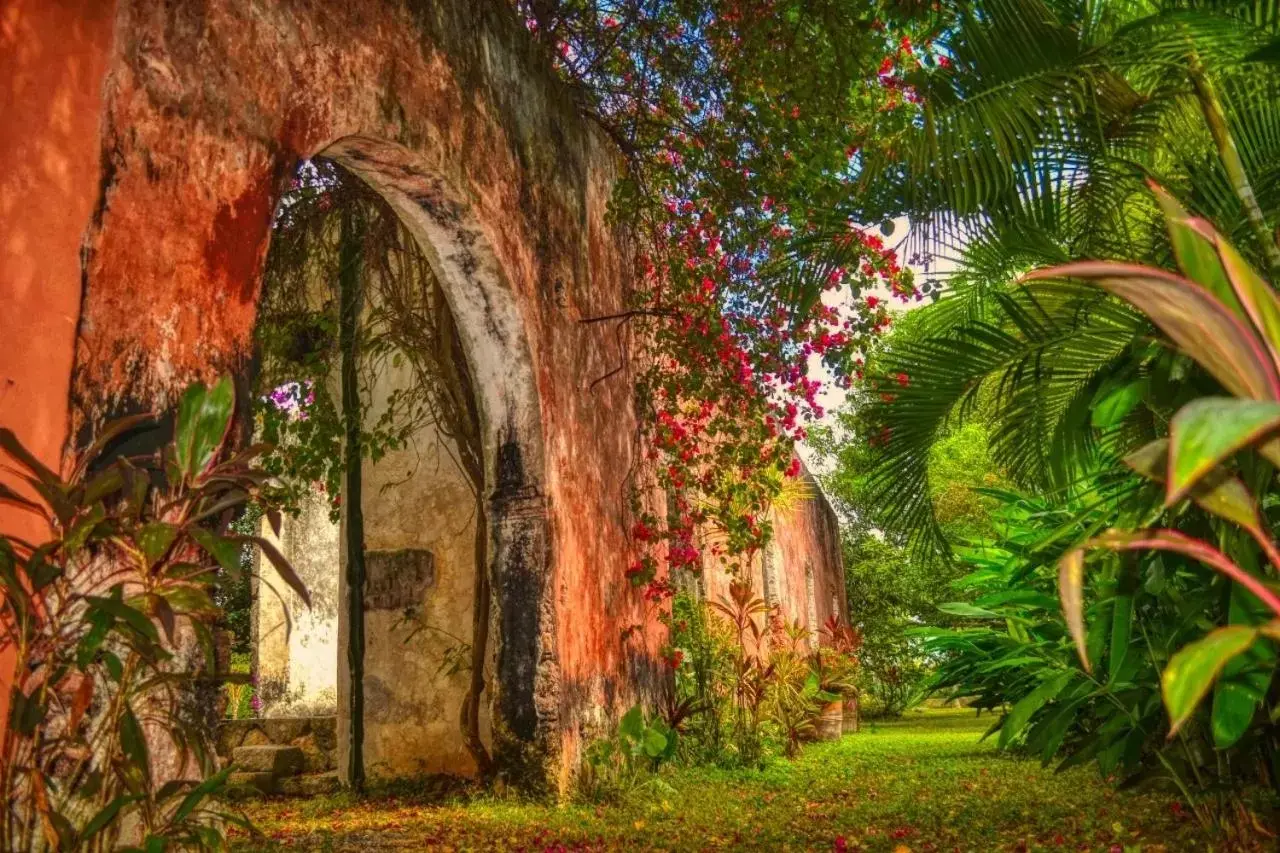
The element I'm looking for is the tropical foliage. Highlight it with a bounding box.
[849,0,1280,555]
[837,0,1280,838]
[0,378,304,850]
[639,583,859,775]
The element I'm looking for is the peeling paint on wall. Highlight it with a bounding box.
[2,0,845,791]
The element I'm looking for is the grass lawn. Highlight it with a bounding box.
[231,709,1226,851]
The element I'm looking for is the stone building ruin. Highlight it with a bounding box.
[1,0,846,792]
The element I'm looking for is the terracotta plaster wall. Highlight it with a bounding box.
[772,469,848,634]
[6,0,660,782]
[0,0,118,732]
[3,0,841,786]
[701,464,848,644]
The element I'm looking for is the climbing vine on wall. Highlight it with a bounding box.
[515,1,943,604]
[255,161,474,518]
[254,159,493,778]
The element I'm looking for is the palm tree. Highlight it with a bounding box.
[840,0,1280,555]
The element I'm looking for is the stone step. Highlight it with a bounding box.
[226,771,276,798]
[231,744,304,777]
[216,716,337,760]
[279,771,342,797]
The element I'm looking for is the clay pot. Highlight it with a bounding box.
[815,700,844,741]
[842,695,860,734]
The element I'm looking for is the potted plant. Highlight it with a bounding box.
[816,616,863,738]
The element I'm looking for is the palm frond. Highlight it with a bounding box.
[860,282,1147,559]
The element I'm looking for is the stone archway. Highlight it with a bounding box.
[5,0,659,794]
[316,137,555,778]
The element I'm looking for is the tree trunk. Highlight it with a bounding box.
[339,205,367,793]
[1189,59,1280,281]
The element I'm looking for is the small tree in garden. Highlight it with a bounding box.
[0,377,305,850]
[1040,189,1280,737]
[915,189,1280,837]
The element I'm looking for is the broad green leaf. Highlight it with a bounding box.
[1163,626,1258,736]
[1091,379,1145,428]
[120,705,150,782]
[1123,438,1262,536]
[652,718,678,760]
[86,593,160,645]
[76,610,112,667]
[1108,594,1132,685]
[1212,575,1276,749]
[618,705,644,742]
[136,521,179,566]
[103,651,123,682]
[1216,236,1280,371]
[977,656,1045,673]
[1023,263,1280,401]
[937,602,1003,619]
[1150,185,1240,317]
[190,528,243,576]
[1035,696,1090,765]
[973,589,1059,610]
[174,376,235,478]
[1085,599,1111,678]
[1058,549,1089,672]
[999,671,1074,749]
[642,727,669,759]
[82,466,125,505]
[1167,398,1280,504]
[156,583,219,617]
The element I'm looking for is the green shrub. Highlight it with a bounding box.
[0,377,305,850]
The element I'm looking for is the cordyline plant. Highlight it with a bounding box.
[0,377,308,851]
[1035,186,1280,740]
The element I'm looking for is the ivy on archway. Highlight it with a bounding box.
[253,159,493,783]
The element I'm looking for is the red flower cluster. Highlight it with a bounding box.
[533,1,924,623]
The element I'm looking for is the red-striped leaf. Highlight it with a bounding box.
[1023,263,1280,401]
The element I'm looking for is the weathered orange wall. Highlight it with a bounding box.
[772,467,848,633]
[701,463,848,642]
[0,0,118,739]
[0,0,844,786]
[12,0,662,783]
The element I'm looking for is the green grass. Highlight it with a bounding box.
[232,709,1220,851]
